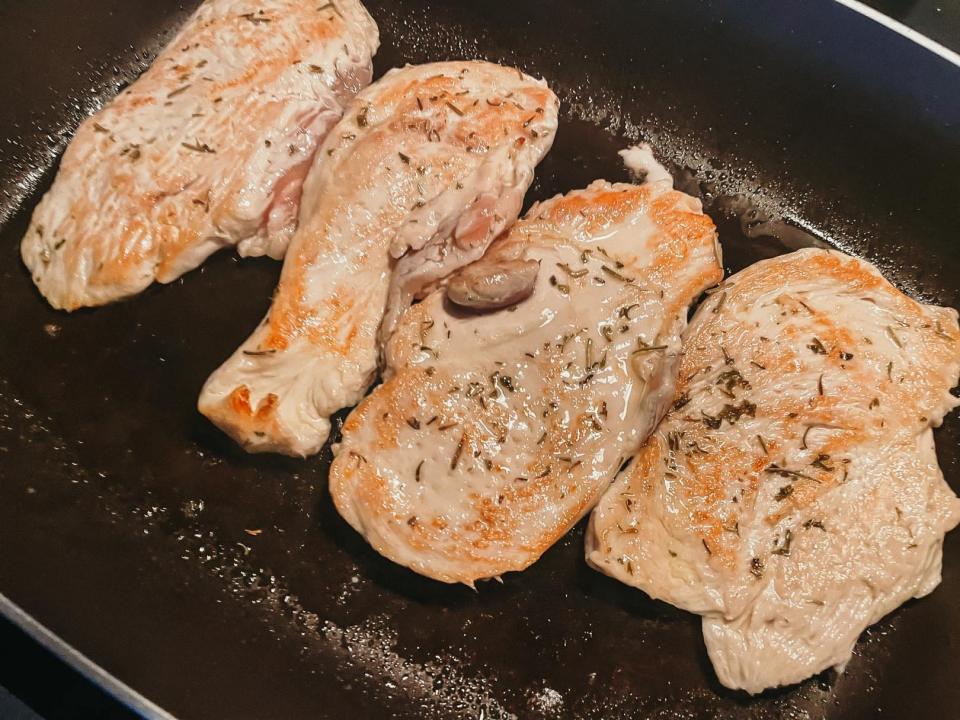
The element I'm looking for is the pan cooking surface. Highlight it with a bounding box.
[1,1,958,717]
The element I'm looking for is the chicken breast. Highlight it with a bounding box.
[328,178,722,585]
[198,61,559,457]
[587,248,960,694]
[22,0,379,310]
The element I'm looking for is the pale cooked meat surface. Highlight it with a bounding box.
[22,0,378,310]
[329,179,722,584]
[198,61,559,457]
[587,248,960,694]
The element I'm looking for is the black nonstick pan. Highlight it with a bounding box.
[1,1,958,718]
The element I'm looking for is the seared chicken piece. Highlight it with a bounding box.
[329,179,722,585]
[22,0,379,310]
[199,61,558,457]
[587,248,960,694]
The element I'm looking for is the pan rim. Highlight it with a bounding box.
[0,593,177,720]
[835,0,960,67]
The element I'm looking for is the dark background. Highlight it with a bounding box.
[1,1,958,718]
